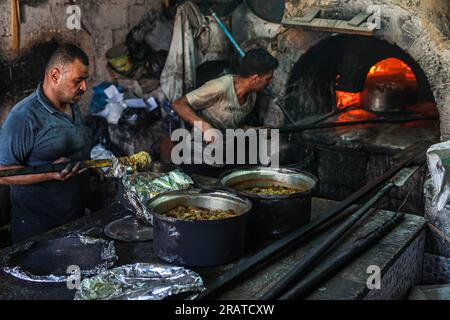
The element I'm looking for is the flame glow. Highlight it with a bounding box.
[336,58,417,109]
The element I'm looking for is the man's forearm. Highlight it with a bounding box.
[0,165,56,186]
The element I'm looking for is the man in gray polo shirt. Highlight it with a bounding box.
[0,44,94,243]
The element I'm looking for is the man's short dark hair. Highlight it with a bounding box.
[45,43,89,72]
[238,48,279,78]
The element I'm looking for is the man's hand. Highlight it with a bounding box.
[51,157,87,181]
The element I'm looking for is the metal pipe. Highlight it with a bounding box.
[279,211,405,300]
[279,178,419,300]
[261,89,297,125]
[211,11,245,57]
[194,143,428,300]
[279,115,438,133]
[260,182,395,300]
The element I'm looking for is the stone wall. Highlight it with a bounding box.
[0,0,163,120]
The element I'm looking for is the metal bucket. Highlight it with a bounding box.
[147,190,252,267]
[218,167,318,240]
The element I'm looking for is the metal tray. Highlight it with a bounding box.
[1,235,117,282]
[104,215,154,242]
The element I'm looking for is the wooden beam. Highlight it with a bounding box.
[348,12,371,27]
[10,0,20,54]
[282,15,376,36]
[295,7,321,23]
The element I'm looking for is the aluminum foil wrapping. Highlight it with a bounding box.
[1,233,118,283]
[74,263,205,300]
[122,170,194,224]
[106,155,127,178]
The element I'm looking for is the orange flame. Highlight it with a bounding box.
[367,58,416,80]
[336,58,416,109]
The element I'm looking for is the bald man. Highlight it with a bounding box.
[0,43,94,242]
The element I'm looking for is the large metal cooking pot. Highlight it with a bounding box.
[218,167,318,240]
[361,76,418,113]
[147,190,252,267]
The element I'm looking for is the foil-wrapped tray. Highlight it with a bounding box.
[1,234,117,283]
[74,263,205,300]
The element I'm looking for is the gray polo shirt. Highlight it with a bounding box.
[0,84,94,242]
[186,75,256,130]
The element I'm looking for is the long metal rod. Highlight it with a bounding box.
[210,11,297,125]
[279,211,406,300]
[260,182,394,300]
[195,143,427,300]
[280,181,418,300]
[262,88,297,125]
[279,115,438,133]
[296,104,360,127]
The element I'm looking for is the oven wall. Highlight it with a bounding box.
[286,0,450,39]
[0,0,164,122]
[239,0,450,139]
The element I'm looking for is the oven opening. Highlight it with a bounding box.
[283,35,440,214]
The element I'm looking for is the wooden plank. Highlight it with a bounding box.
[10,0,20,54]
[282,16,376,36]
[295,7,321,23]
[348,12,371,27]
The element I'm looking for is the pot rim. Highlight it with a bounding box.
[217,166,318,200]
[147,189,252,226]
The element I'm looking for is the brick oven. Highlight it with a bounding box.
[0,0,450,299]
[235,0,450,284]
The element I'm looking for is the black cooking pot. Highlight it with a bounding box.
[147,190,252,267]
[218,167,318,240]
[361,76,419,113]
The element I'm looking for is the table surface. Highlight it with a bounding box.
[0,197,426,300]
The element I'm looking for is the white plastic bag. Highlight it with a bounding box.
[96,101,127,125]
[427,141,450,210]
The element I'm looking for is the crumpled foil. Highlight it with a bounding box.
[122,170,194,224]
[74,263,205,300]
[1,233,118,283]
[106,155,128,178]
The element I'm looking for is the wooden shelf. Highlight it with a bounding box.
[282,8,376,36]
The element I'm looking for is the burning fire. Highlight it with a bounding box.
[367,58,416,80]
[336,58,417,109]
[336,90,361,109]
